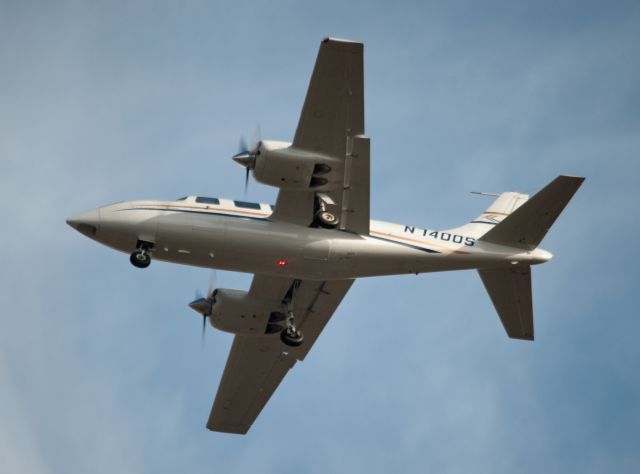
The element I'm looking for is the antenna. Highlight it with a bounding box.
[470,191,500,197]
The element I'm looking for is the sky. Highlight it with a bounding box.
[1,0,639,472]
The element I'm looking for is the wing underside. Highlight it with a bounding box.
[270,38,370,234]
[207,277,354,434]
[208,39,363,434]
[293,38,364,159]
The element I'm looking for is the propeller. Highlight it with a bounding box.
[188,271,217,346]
[233,126,261,197]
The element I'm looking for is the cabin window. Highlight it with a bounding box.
[195,197,220,205]
[175,196,188,201]
[234,200,261,210]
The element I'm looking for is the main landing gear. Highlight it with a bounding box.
[279,280,304,347]
[280,310,304,347]
[130,241,153,268]
[314,193,339,229]
[316,209,339,227]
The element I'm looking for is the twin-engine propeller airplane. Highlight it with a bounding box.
[67,38,584,434]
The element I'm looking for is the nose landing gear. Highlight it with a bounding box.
[130,241,154,268]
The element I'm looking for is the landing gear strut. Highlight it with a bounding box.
[130,241,153,268]
[280,280,304,347]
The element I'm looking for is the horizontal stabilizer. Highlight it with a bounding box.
[479,175,584,249]
[479,266,533,340]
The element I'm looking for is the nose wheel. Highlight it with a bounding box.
[130,241,153,268]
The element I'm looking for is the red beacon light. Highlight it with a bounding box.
[276,259,288,267]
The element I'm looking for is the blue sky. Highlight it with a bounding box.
[1,1,639,472]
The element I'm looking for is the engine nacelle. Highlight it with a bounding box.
[210,288,275,335]
[253,140,342,190]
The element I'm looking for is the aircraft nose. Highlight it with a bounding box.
[66,209,101,237]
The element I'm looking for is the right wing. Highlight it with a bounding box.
[270,38,370,234]
[207,276,354,434]
[293,37,364,159]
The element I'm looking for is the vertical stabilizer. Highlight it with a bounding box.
[447,191,528,239]
[476,175,584,341]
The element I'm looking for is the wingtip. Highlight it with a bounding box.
[558,174,586,183]
[206,420,250,435]
[508,333,534,341]
[322,37,363,46]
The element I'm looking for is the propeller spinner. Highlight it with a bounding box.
[232,128,261,195]
[188,272,217,344]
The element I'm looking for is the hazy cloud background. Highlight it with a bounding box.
[1,1,639,472]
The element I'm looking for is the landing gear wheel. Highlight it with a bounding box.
[316,210,339,228]
[280,327,304,347]
[130,251,151,268]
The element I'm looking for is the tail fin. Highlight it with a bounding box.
[479,175,585,249]
[449,191,529,239]
[477,175,584,341]
[479,266,533,340]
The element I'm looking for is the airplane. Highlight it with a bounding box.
[67,37,584,434]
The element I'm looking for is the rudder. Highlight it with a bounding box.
[479,266,533,340]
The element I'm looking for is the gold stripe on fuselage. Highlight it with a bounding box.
[134,203,271,219]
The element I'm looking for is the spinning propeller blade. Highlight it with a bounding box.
[233,125,261,197]
[207,270,217,299]
[238,135,249,156]
[189,271,217,347]
[250,124,261,152]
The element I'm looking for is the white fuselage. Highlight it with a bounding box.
[68,196,551,280]
[69,197,550,280]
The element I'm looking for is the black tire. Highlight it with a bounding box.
[280,328,304,347]
[316,210,339,228]
[130,251,151,268]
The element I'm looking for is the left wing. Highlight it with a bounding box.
[270,38,370,234]
[207,275,354,434]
